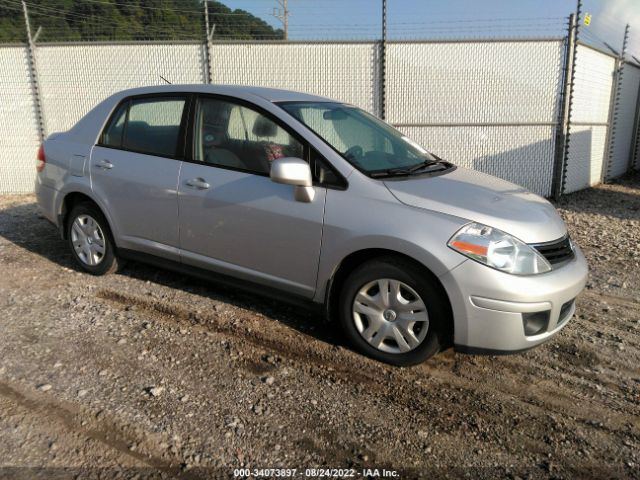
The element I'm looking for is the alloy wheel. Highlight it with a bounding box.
[70,214,106,266]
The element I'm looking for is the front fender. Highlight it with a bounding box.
[314,185,469,303]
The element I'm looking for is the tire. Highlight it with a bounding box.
[66,202,121,275]
[338,257,450,366]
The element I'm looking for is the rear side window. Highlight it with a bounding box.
[123,98,186,157]
[100,96,187,158]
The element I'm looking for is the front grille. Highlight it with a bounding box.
[532,236,575,267]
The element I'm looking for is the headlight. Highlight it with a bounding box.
[448,222,551,275]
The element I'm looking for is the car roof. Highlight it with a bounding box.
[59,84,339,146]
[111,84,335,103]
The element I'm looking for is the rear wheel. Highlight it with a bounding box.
[66,202,120,275]
[338,257,449,366]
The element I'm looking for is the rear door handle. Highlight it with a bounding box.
[185,178,210,190]
[95,159,113,170]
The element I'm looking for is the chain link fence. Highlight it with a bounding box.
[386,40,564,197]
[36,42,208,134]
[1,30,640,195]
[209,42,379,114]
[563,44,617,194]
[0,45,39,193]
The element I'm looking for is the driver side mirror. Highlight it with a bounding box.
[270,157,315,203]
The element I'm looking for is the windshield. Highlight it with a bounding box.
[278,102,437,174]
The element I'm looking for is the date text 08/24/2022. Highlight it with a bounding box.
[233,468,400,477]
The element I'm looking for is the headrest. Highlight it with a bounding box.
[252,116,277,137]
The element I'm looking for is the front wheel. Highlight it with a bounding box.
[338,257,449,366]
[66,202,121,275]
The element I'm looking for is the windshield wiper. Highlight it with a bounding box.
[369,159,443,178]
[407,159,439,172]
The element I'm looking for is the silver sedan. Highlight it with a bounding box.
[35,85,588,365]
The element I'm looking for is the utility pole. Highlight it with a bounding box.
[21,0,46,143]
[272,0,289,40]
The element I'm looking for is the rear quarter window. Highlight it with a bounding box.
[101,102,128,148]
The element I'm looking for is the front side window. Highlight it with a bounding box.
[193,97,304,175]
[279,102,439,175]
[101,96,187,158]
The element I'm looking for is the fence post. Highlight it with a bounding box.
[21,0,46,143]
[378,0,387,120]
[552,11,579,199]
[203,0,212,84]
[602,24,630,183]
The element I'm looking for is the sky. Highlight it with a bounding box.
[221,0,640,58]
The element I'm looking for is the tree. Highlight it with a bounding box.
[207,1,283,40]
[0,0,283,43]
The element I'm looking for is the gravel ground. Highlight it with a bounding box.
[0,174,639,480]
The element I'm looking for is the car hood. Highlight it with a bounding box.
[383,167,567,244]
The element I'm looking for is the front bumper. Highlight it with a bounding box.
[440,246,588,353]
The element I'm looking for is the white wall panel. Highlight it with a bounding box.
[0,46,40,194]
[2,40,639,195]
[398,125,556,197]
[36,43,206,134]
[570,46,616,124]
[606,63,640,179]
[564,44,616,192]
[209,43,377,113]
[386,41,564,124]
[388,40,564,196]
[564,125,608,193]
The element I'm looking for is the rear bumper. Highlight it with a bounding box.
[440,246,588,353]
[34,177,58,226]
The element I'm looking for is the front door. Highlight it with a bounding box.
[177,96,326,298]
[91,95,188,260]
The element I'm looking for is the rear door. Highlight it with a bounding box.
[91,95,188,261]
[177,95,326,298]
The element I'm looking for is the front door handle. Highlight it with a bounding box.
[185,178,210,190]
[95,159,113,170]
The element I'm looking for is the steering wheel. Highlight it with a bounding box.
[202,123,222,147]
[344,145,363,161]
